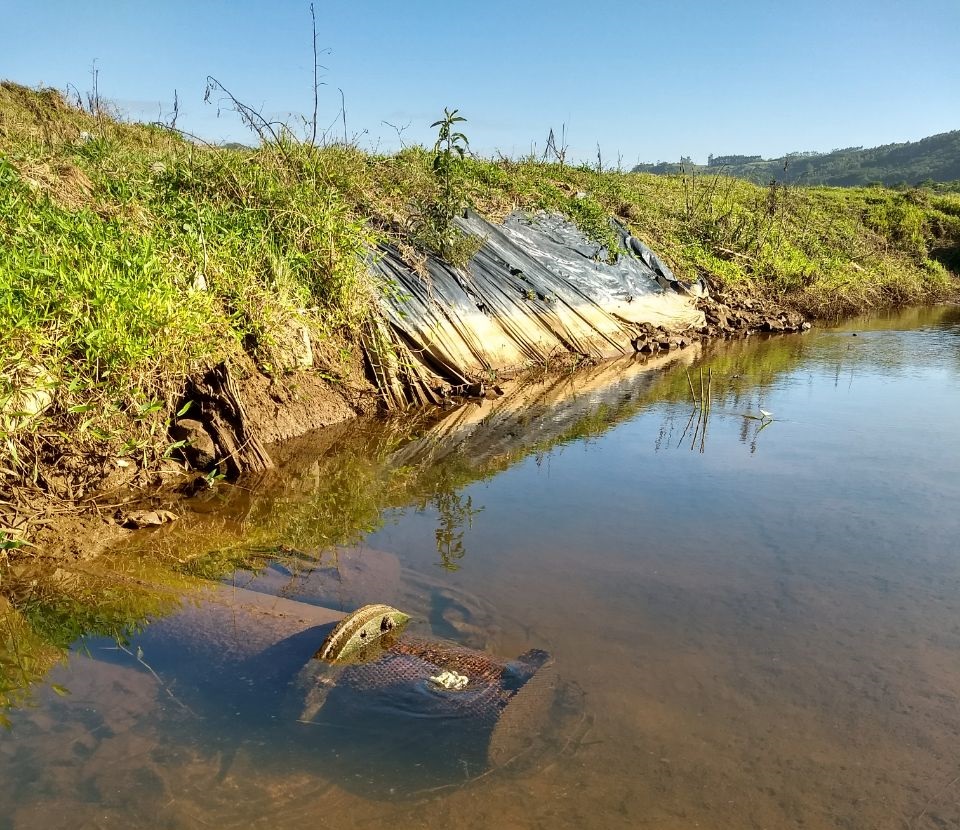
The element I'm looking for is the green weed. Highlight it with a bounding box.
[409,108,483,267]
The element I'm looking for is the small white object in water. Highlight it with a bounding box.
[428,670,469,690]
[759,409,773,420]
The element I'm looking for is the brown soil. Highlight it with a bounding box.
[626,289,808,359]
[237,357,378,445]
[1,288,805,562]
[25,510,127,562]
[699,285,809,336]
[1,358,378,562]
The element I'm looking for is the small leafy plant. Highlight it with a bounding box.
[432,108,469,232]
[411,108,482,267]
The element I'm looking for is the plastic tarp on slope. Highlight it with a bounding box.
[364,211,705,407]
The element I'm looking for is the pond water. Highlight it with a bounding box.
[2,305,960,829]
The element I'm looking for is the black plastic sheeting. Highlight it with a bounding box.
[364,211,706,408]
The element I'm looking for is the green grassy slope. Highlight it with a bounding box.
[0,80,958,517]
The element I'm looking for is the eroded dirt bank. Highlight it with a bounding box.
[5,82,954,560]
[2,284,811,565]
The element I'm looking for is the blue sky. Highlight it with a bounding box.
[6,0,959,164]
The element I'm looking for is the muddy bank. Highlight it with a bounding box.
[1,282,808,562]
[171,285,806,474]
[0,199,809,560]
[162,213,810,485]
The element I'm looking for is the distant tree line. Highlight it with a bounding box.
[707,154,762,167]
[632,130,960,187]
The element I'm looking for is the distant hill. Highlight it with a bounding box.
[633,130,960,187]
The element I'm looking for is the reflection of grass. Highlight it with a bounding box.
[0,600,62,727]
[0,552,199,724]
[429,489,482,572]
[3,314,939,719]
[542,402,616,447]
[160,368,707,573]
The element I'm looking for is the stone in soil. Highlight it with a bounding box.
[169,419,217,470]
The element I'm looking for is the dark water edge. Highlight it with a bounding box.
[2,304,960,829]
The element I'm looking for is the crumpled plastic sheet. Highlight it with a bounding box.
[364,211,706,408]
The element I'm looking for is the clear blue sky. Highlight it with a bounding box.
[6,0,959,165]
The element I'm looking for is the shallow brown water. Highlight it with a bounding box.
[3,306,960,829]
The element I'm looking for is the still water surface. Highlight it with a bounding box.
[2,306,960,829]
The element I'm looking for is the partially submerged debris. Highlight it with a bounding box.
[315,603,411,663]
[299,603,559,793]
[365,211,707,408]
[179,362,274,477]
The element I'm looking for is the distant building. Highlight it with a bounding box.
[707,154,763,167]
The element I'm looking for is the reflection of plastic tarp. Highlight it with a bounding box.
[365,211,706,407]
[390,347,699,474]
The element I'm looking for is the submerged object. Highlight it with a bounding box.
[297,604,566,796]
[309,604,550,710]
[98,586,583,799]
[314,603,411,663]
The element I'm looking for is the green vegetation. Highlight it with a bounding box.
[0,81,374,511]
[410,107,482,266]
[633,130,960,188]
[1,552,194,725]
[0,80,958,526]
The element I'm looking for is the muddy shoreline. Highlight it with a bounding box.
[0,286,813,564]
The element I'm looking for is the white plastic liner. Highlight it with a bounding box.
[365,211,705,407]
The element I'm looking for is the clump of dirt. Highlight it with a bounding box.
[238,358,378,445]
[697,287,809,338]
[627,288,808,358]
[2,493,127,564]
[163,351,378,480]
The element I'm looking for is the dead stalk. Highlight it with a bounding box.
[685,368,698,402]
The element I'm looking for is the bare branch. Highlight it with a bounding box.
[64,82,84,110]
[310,2,319,145]
[203,75,291,160]
[544,123,568,168]
[382,119,411,149]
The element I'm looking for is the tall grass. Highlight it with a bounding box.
[0,83,376,497]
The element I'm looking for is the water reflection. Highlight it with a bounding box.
[2,305,960,829]
[428,490,483,571]
[0,554,195,725]
[3,307,956,718]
